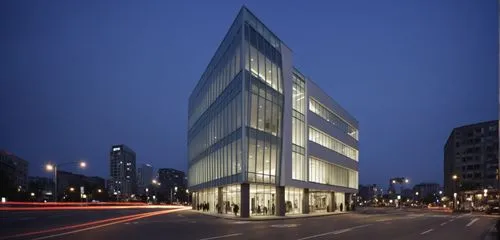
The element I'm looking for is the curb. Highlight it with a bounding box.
[190,210,349,221]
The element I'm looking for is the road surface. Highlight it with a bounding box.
[0,207,497,240]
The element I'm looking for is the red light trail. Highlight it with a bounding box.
[0,206,190,240]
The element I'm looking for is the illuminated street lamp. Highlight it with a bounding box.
[452,175,458,180]
[69,187,75,192]
[484,189,488,197]
[439,191,442,195]
[405,179,409,183]
[45,161,87,202]
[30,192,35,197]
[97,189,102,193]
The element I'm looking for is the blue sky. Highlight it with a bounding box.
[0,0,497,187]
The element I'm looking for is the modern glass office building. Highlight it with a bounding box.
[188,6,359,217]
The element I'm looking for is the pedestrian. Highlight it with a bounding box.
[233,204,239,216]
[340,203,343,212]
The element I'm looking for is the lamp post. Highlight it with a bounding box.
[452,174,458,210]
[45,161,86,202]
[171,186,178,204]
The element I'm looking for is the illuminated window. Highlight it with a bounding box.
[309,127,358,161]
[309,98,358,140]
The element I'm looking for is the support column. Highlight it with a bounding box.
[192,192,197,210]
[329,192,336,212]
[302,188,309,214]
[240,183,250,217]
[276,186,285,216]
[217,187,223,214]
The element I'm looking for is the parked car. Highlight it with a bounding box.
[485,202,500,214]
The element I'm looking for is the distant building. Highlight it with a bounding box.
[158,168,187,202]
[28,176,54,200]
[0,150,29,190]
[358,184,381,202]
[401,188,414,199]
[57,171,105,192]
[137,163,153,195]
[109,145,137,198]
[444,120,498,197]
[412,183,440,199]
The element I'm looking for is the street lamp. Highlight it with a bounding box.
[97,189,102,193]
[30,192,35,197]
[453,192,457,210]
[45,161,87,202]
[484,189,488,197]
[69,187,75,192]
[439,191,442,195]
[405,179,409,183]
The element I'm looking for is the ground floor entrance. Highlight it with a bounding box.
[191,184,354,218]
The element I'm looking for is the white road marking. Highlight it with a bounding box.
[449,219,455,222]
[440,222,447,226]
[420,229,434,235]
[297,224,372,240]
[376,218,393,222]
[466,218,479,227]
[199,233,243,240]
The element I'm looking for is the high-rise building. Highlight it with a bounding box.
[0,150,29,191]
[187,7,359,217]
[137,163,153,195]
[109,144,137,198]
[444,121,498,197]
[157,168,187,202]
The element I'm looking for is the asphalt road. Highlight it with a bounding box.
[1,207,498,240]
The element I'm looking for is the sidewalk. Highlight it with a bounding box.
[191,210,348,221]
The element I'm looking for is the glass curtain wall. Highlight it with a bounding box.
[221,184,241,216]
[196,188,218,213]
[244,19,283,185]
[188,23,244,188]
[309,98,358,140]
[250,184,276,216]
[309,157,358,189]
[285,187,303,215]
[309,127,358,161]
[309,191,331,213]
[292,74,307,181]
[335,192,346,212]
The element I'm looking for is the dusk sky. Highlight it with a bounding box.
[0,0,497,188]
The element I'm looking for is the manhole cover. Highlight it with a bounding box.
[270,224,299,228]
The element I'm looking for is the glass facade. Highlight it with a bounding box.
[309,98,359,140]
[244,23,282,93]
[309,127,358,161]
[244,17,284,185]
[221,184,241,216]
[250,184,276,216]
[292,74,307,181]
[195,187,217,214]
[309,191,331,213]
[309,157,358,189]
[188,9,246,189]
[285,187,303,214]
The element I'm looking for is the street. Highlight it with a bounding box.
[0,207,498,240]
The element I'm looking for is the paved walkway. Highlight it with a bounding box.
[191,210,348,221]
